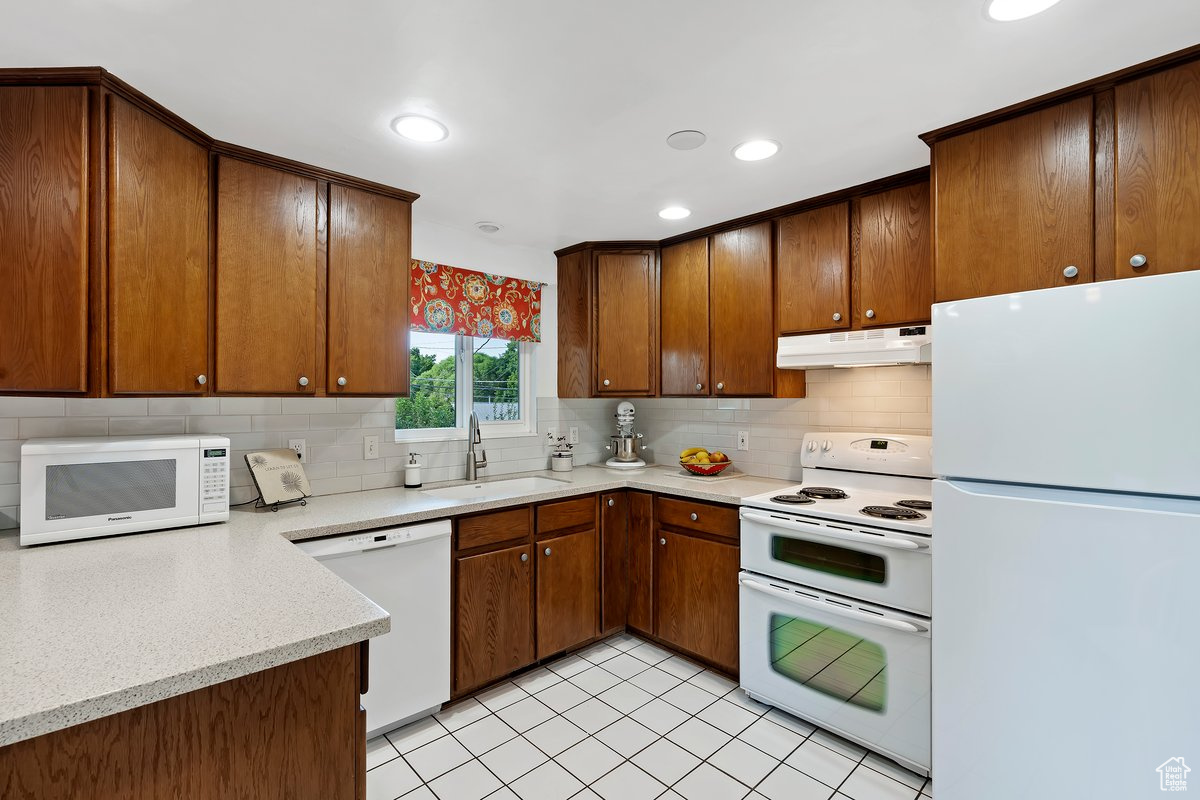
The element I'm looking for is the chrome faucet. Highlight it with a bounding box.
[466,411,487,480]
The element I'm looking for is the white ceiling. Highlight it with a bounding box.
[4,1,1199,251]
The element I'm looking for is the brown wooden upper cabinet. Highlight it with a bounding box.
[107,96,210,395]
[1114,59,1200,279]
[853,183,932,327]
[0,86,91,394]
[776,203,850,334]
[660,238,710,396]
[931,96,1094,301]
[215,157,321,395]
[327,185,411,396]
[556,249,592,398]
[710,222,775,396]
[594,249,657,396]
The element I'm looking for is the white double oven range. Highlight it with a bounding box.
[738,432,933,774]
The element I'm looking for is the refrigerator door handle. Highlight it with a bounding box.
[739,575,928,633]
[740,510,927,551]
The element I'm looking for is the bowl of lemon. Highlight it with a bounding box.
[679,447,733,476]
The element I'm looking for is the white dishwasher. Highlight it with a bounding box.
[298,520,451,738]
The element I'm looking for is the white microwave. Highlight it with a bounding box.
[20,435,231,546]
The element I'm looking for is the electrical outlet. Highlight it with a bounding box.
[737,430,750,451]
[363,435,380,460]
[288,438,306,462]
[568,426,580,445]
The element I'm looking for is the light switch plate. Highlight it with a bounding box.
[737,431,750,451]
[288,438,306,462]
[363,435,379,460]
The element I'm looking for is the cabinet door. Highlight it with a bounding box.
[660,238,710,396]
[328,185,411,395]
[0,86,90,393]
[1115,60,1200,279]
[854,183,932,328]
[455,543,534,693]
[215,157,320,394]
[557,250,592,398]
[776,203,850,333]
[537,528,598,659]
[710,222,774,396]
[600,492,628,634]
[594,250,656,395]
[626,491,655,635]
[655,531,739,674]
[107,96,210,394]
[932,97,1093,301]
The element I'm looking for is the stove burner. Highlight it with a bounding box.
[800,486,849,500]
[895,499,932,511]
[771,494,816,505]
[861,505,926,521]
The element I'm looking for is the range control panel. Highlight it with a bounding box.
[800,432,933,478]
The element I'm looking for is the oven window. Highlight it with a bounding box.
[771,535,886,584]
[770,613,887,712]
[45,460,177,520]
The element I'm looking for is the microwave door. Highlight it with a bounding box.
[22,447,200,544]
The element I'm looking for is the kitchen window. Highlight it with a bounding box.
[395,331,534,441]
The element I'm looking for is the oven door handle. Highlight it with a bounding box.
[740,510,927,551]
[739,575,928,633]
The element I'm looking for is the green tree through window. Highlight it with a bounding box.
[396,334,522,430]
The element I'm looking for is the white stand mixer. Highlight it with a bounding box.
[604,401,646,469]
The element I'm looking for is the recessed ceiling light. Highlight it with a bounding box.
[658,206,691,221]
[666,130,707,150]
[732,139,780,162]
[390,114,448,142]
[475,221,502,234]
[984,0,1062,21]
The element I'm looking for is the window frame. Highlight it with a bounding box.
[394,335,536,444]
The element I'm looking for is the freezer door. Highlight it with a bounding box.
[932,479,1200,800]
[931,270,1200,496]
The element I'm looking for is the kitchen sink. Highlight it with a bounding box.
[421,476,569,502]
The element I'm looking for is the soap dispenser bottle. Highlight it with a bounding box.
[404,452,423,488]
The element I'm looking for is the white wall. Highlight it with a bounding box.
[412,219,558,397]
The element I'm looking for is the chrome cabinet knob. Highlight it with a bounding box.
[690,512,698,521]
[544,547,552,556]
[337,376,347,387]
[1130,253,1148,268]
[607,498,615,507]
[1063,265,1079,278]
[603,379,610,387]
[695,383,703,392]
[196,374,207,386]
[298,376,309,387]
[865,309,876,319]
[716,382,724,391]
[832,312,842,322]
[520,553,528,562]
[660,538,666,545]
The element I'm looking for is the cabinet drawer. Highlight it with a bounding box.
[456,508,530,551]
[655,496,738,541]
[537,496,596,536]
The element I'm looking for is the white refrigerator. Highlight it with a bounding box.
[931,271,1200,799]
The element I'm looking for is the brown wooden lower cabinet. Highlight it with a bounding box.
[626,491,655,635]
[536,527,598,659]
[0,645,365,800]
[655,525,740,675]
[600,492,629,634]
[454,542,534,694]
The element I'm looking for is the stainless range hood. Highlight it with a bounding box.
[777,325,932,369]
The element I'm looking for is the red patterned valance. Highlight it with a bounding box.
[410,260,543,342]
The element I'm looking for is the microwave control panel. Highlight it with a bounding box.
[200,446,230,515]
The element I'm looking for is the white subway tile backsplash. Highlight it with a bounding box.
[0,484,18,506]
[186,416,251,434]
[0,419,17,439]
[19,417,108,438]
[281,397,339,414]
[251,414,310,431]
[108,416,186,436]
[308,476,363,495]
[148,397,220,416]
[336,397,394,414]
[66,398,148,417]
[219,397,282,415]
[0,397,66,417]
[360,412,395,429]
[309,413,363,430]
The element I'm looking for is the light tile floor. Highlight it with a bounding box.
[368,633,933,800]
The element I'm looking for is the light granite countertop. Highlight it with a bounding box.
[0,464,793,747]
